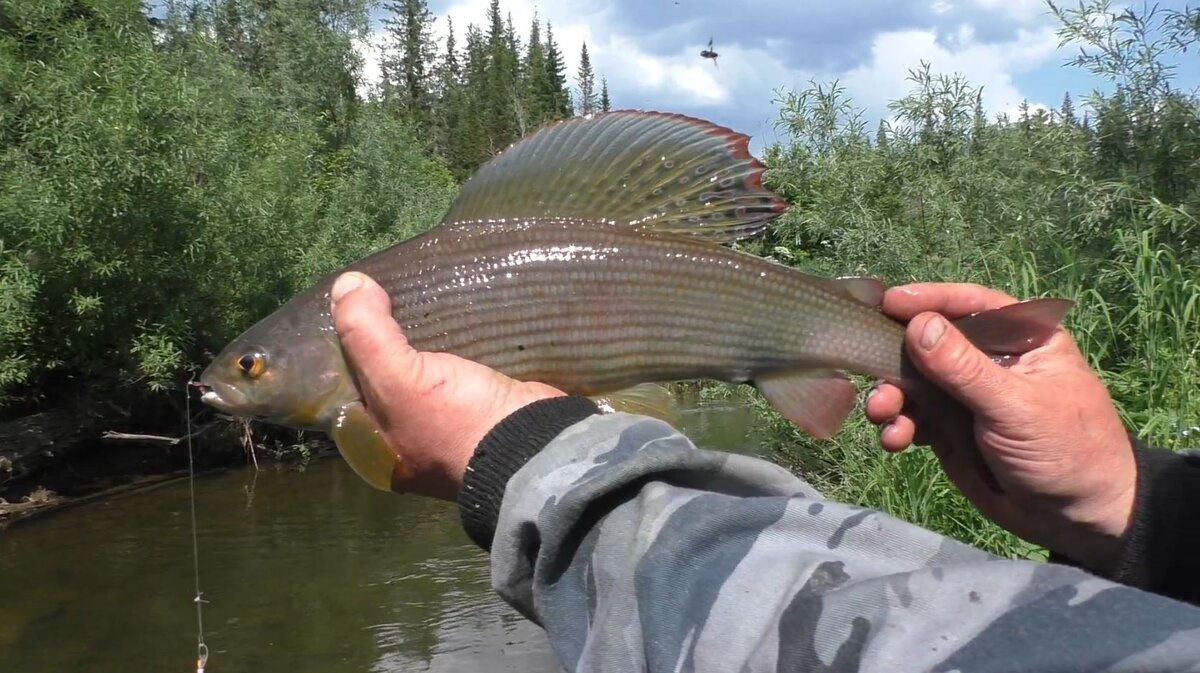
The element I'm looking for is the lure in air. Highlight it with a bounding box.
[700,36,719,68]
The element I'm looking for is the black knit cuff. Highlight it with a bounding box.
[1105,439,1200,604]
[457,396,601,552]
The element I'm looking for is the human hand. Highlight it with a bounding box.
[329,272,565,501]
[865,283,1137,572]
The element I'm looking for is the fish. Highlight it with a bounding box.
[196,110,1073,492]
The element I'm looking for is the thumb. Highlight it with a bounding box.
[906,311,1014,415]
[330,272,420,394]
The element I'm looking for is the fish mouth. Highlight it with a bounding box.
[191,379,247,416]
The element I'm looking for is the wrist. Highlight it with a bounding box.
[458,395,601,550]
[1046,437,1137,574]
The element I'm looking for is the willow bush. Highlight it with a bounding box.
[752,1,1199,556]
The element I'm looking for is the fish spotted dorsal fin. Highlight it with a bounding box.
[439,110,788,243]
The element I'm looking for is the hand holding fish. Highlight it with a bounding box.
[329,271,564,500]
[865,282,1137,573]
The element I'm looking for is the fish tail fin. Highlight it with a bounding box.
[591,383,681,426]
[753,298,1075,440]
[950,298,1075,364]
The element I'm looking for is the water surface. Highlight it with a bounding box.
[0,400,757,672]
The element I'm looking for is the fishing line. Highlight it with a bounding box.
[185,376,210,673]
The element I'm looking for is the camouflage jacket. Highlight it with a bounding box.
[457,398,1200,672]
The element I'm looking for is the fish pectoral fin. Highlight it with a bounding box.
[331,402,402,492]
[438,111,787,244]
[590,383,681,426]
[754,371,856,440]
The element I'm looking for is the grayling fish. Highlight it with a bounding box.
[197,111,1072,491]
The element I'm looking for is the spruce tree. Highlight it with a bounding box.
[600,77,611,112]
[432,14,463,163]
[576,41,597,115]
[482,0,519,149]
[523,15,549,126]
[381,0,436,129]
[1060,91,1077,126]
[543,23,572,118]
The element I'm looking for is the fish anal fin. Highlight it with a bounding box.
[952,298,1075,357]
[331,402,403,492]
[590,383,681,426]
[754,371,856,440]
[440,111,787,244]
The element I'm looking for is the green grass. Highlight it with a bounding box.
[743,214,1198,559]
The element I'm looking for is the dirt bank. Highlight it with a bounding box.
[0,403,333,527]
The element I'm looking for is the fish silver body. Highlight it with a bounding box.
[198,111,1071,491]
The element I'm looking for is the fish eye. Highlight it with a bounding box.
[236,352,266,378]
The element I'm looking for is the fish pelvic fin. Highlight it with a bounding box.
[754,370,857,440]
[331,402,404,492]
[590,383,681,426]
[952,298,1076,362]
[439,111,788,244]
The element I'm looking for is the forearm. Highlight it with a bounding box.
[1052,439,1200,606]
[456,398,1200,672]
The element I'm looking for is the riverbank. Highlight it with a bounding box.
[0,405,335,528]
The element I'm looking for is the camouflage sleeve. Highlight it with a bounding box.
[1050,440,1200,606]
[460,399,1200,673]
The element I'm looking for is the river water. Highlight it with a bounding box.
[0,400,758,672]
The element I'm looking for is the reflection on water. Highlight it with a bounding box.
[0,399,756,672]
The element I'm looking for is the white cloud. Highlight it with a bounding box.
[353,30,387,99]
[355,1,1074,151]
[838,24,1061,119]
[969,0,1052,23]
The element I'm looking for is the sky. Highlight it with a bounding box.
[359,0,1199,153]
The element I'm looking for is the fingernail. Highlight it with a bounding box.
[331,273,363,305]
[920,316,946,350]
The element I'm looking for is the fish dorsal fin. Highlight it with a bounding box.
[440,110,788,243]
[815,276,885,307]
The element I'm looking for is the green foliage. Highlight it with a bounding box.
[0,0,454,404]
[575,41,597,115]
[425,5,589,178]
[754,0,1199,557]
[380,0,437,128]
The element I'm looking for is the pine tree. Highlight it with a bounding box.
[600,77,611,112]
[971,91,988,148]
[457,22,491,173]
[432,14,463,163]
[576,41,596,115]
[381,0,436,129]
[482,0,519,149]
[523,15,549,127]
[1060,91,1077,126]
[875,120,889,150]
[542,22,572,118]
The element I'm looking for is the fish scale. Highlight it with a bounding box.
[198,110,1074,492]
[329,217,895,386]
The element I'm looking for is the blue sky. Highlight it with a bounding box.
[357,0,1198,152]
